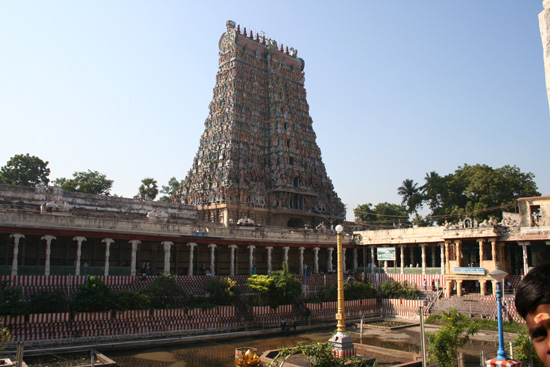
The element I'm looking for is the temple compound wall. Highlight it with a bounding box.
[354,196,550,297]
[0,184,358,279]
[178,20,345,229]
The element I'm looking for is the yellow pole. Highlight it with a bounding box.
[336,229,346,333]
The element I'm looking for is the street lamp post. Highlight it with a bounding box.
[329,225,355,358]
[488,266,508,361]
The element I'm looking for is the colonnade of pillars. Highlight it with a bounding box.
[6,234,358,277]
[368,239,531,278]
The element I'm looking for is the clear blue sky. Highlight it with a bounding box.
[1,1,548,221]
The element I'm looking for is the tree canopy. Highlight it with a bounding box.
[0,153,51,187]
[354,202,408,227]
[358,164,540,226]
[397,179,422,214]
[425,164,539,223]
[54,170,114,195]
[138,177,158,200]
[159,177,181,203]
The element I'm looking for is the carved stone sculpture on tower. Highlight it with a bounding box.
[179,20,345,228]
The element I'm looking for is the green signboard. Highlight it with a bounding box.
[377,247,396,261]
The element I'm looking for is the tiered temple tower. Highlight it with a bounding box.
[179,20,345,228]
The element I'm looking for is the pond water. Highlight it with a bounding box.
[110,326,500,367]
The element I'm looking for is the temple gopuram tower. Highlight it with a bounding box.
[179,20,345,228]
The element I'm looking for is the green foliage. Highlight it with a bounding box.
[0,153,50,187]
[247,274,273,295]
[268,264,303,308]
[0,316,13,359]
[344,280,377,300]
[54,169,114,195]
[421,164,540,224]
[111,290,150,311]
[247,264,301,308]
[426,308,480,367]
[205,277,240,305]
[188,295,216,309]
[0,281,28,316]
[72,276,113,312]
[316,280,377,302]
[426,314,526,334]
[397,179,422,214]
[512,328,545,367]
[379,279,420,300]
[140,273,187,309]
[29,290,70,313]
[354,202,408,226]
[138,177,158,200]
[275,341,369,367]
[159,177,181,202]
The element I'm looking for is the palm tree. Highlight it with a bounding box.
[421,171,442,209]
[398,179,421,214]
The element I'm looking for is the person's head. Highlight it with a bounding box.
[515,262,550,366]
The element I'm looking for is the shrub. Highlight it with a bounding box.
[0,281,28,316]
[111,290,150,310]
[267,263,302,308]
[275,341,369,367]
[72,276,113,312]
[344,279,377,300]
[0,317,13,359]
[247,264,301,308]
[188,296,216,310]
[315,279,377,302]
[205,277,240,305]
[29,290,70,313]
[379,279,420,300]
[426,308,479,367]
[140,273,187,309]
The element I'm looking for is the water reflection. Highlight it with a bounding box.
[112,328,499,367]
[113,331,332,367]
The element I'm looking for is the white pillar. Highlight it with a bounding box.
[187,242,197,276]
[247,245,255,275]
[283,246,290,266]
[343,247,347,273]
[102,238,114,276]
[9,234,24,276]
[41,235,56,276]
[266,246,273,273]
[431,244,436,267]
[353,247,358,272]
[73,236,87,276]
[328,247,334,273]
[438,243,444,274]
[209,244,217,276]
[129,240,140,276]
[162,241,173,274]
[230,245,238,276]
[421,244,427,275]
[370,246,375,273]
[400,245,405,274]
[299,247,305,275]
[521,241,530,276]
[313,247,320,274]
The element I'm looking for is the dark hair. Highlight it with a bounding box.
[515,262,550,319]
